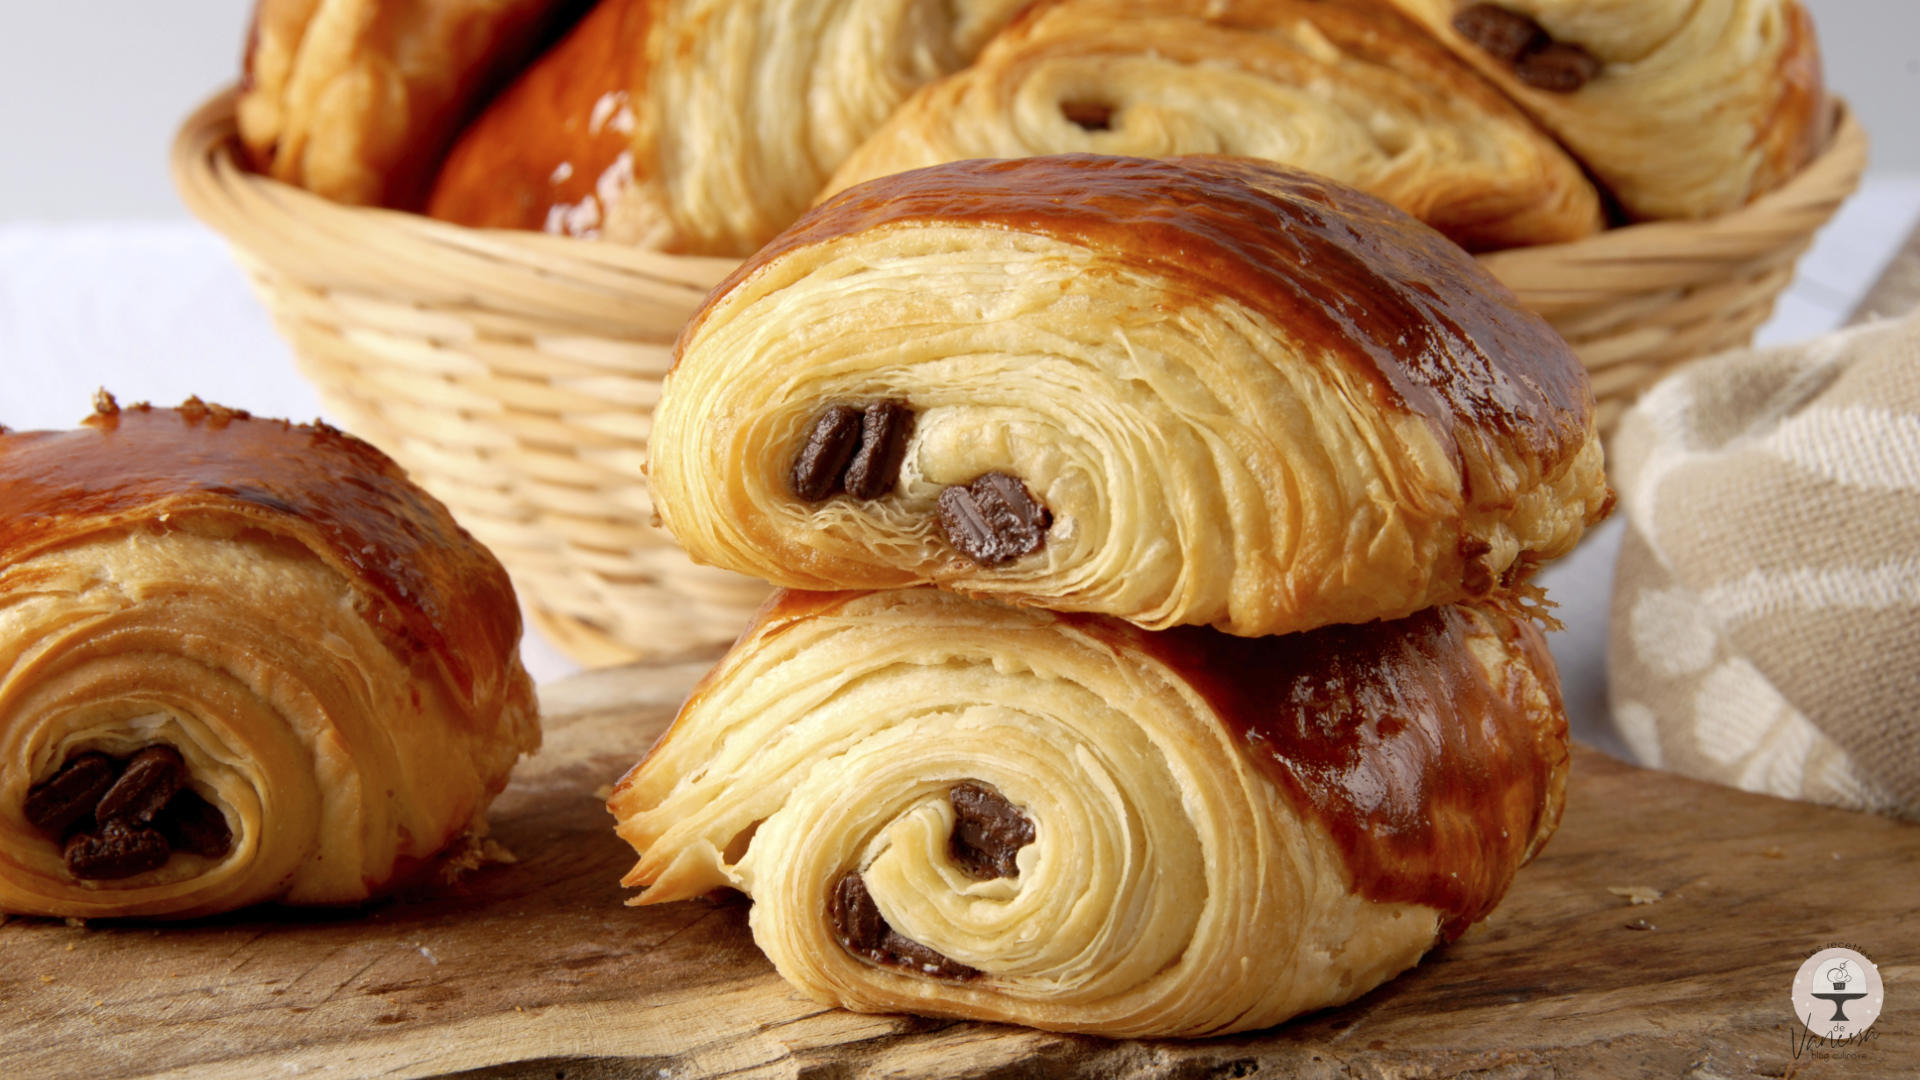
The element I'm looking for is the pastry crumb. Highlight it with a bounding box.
[593,784,616,801]
[1761,845,1786,859]
[439,835,517,883]
[39,974,54,984]
[64,917,87,929]
[1607,885,1663,905]
[1623,918,1656,931]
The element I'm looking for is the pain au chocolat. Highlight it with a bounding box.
[822,0,1604,252]
[610,588,1569,1037]
[1386,0,1827,220]
[238,0,580,210]
[425,0,1027,254]
[0,397,539,919]
[649,155,1610,638]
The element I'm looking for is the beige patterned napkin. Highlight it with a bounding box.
[1608,308,1920,822]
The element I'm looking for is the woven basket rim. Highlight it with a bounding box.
[174,85,1865,314]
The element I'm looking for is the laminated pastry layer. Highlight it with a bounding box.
[652,156,1610,637]
[823,0,1604,251]
[1385,0,1827,220]
[427,0,1026,254]
[610,589,1569,1037]
[0,399,539,918]
[238,0,579,208]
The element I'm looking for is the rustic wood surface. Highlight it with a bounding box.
[5,657,1916,1080]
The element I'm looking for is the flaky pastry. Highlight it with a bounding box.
[611,588,1569,1037]
[1387,0,1827,220]
[0,397,539,919]
[650,156,1610,637]
[427,0,1026,254]
[238,0,577,208]
[822,0,1603,252]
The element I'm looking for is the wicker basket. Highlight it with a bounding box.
[173,88,1866,666]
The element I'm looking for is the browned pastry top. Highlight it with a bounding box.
[734,591,1565,941]
[1132,606,1564,940]
[1760,2,1831,201]
[683,154,1593,474]
[427,0,662,232]
[0,397,523,718]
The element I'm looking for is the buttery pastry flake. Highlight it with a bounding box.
[238,0,579,209]
[610,588,1570,1037]
[427,0,1029,254]
[650,155,1611,637]
[0,398,540,919]
[822,0,1605,251]
[1386,0,1828,220]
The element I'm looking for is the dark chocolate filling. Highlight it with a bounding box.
[948,781,1036,881]
[790,405,863,501]
[842,401,915,500]
[937,472,1051,566]
[1061,100,1115,131]
[1452,3,1545,63]
[65,820,171,881]
[791,400,917,503]
[96,745,186,824]
[23,745,235,880]
[1513,41,1603,92]
[827,871,979,980]
[1453,3,1601,92]
[23,752,117,835]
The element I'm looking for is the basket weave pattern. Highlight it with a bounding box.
[173,90,1866,665]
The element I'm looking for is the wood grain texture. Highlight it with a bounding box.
[6,657,1916,1079]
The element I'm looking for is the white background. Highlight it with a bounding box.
[2,2,1918,756]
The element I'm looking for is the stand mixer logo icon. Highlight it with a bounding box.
[1792,947,1885,1040]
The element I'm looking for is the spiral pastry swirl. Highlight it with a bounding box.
[0,398,539,919]
[611,588,1568,1036]
[651,156,1610,637]
[822,0,1604,252]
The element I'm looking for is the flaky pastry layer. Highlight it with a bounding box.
[823,0,1604,252]
[238,0,572,209]
[0,400,539,918]
[652,156,1610,636]
[610,589,1569,1037]
[428,0,1026,253]
[1388,0,1827,220]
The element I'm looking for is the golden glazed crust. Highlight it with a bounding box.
[1386,0,1827,220]
[610,589,1569,1037]
[428,0,1028,254]
[238,0,576,209]
[426,0,660,236]
[0,399,539,918]
[822,0,1604,252]
[651,155,1610,637]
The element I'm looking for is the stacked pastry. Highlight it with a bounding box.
[609,156,1612,1036]
[237,0,1826,255]
[0,396,540,919]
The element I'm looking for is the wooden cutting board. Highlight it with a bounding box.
[6,658,1916,1080]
